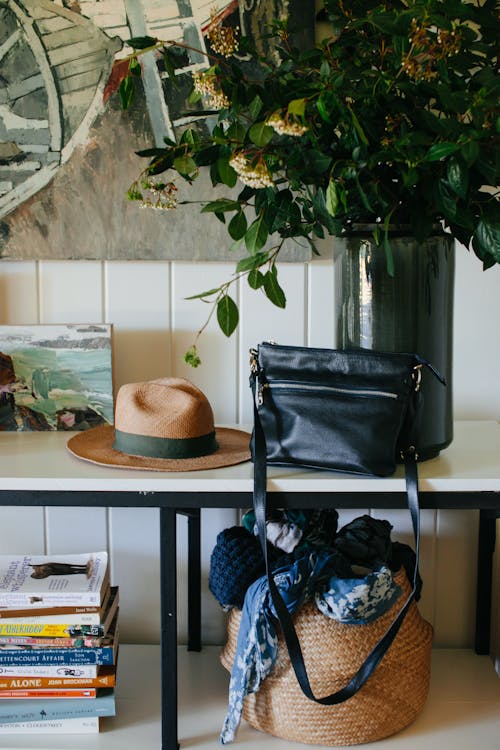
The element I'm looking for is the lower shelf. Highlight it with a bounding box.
[1,644,499,749]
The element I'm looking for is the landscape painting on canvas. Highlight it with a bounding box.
[0,325,113,432]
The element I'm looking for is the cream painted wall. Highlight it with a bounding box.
[0,243,499,647]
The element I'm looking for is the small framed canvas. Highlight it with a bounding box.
[0,324,113,431]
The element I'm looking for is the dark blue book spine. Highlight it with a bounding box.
[0,646,115,666]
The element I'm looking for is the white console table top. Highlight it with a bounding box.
[0,420,498,494]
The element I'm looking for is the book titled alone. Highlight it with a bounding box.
[0,552,108,609]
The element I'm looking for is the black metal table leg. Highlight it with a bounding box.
[187,509,202,652]
[475,508,498,654]
[160,507,179,750]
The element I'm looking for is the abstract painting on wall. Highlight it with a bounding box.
[0,324,113,431]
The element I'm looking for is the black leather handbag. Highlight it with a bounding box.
[249,342,445,706]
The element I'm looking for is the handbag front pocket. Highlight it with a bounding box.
[258,380,408,476]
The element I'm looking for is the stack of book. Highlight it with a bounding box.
[0,551,119,735]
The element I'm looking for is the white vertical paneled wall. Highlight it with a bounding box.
[0,249,499,647]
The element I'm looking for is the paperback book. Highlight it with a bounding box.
[0,552,109,609]
[0,664,116,690]
[0,586,118,636]
[0,662,103,678]
[0,584,115,625]
[0,615,118,666]
[0,687,98,699]
[0,687,115,724]
[0,716,100,734]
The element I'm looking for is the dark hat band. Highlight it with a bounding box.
[113,429,218,459]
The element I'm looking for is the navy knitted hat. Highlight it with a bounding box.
[209,526,266,609]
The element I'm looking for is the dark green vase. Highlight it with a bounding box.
[334,230,455,459]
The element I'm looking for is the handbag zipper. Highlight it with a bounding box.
[258,381,399,406]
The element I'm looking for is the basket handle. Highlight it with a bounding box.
[252,393,421,705]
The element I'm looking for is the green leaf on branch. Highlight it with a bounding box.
[184,346,202,368]
[245,214,269,253]
[127,36,158,49]
[325,180,339,216]
[287,98,306,117]
[217,294,239,337]
[228,211,248,240]
[235,252,268,273]
[173,155,197,177]
[201,199,241,214]
[129,57,142,77]
[249,122,274,147]
[473,217,500,263]
[446,157,468,199]
[425,142,459,162]
[217,157,238,187]
[185,288,220,300]
[263,268,286,308]
[248,269,266,289]
[119,76,135,109]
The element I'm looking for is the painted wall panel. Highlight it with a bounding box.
[104,261,171,389]
[171,262,238,425]
[0,262,38,323]
[38,261,103,323]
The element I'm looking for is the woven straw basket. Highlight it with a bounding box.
[220,568,433,746]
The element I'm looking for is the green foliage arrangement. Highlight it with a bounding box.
[115,0,499,366]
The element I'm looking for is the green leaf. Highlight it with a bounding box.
[217,157,238,187]
[129,57,141,77]
[228,211,248,240]
[147,154,174,175]
[235,251,268,273]
[248,95,264,120]
[249,122,274,147]
[180,129,200,147]
[184,346,201,368]
[201,199,241,214]
[446,158,468,200]
[245,214,269,253]
[118,76,135,109]
[226,122,247,144]
[425,142,459,162]
[325,180,339,216]
[173,155,197,176]
[248,269,265,289]
[127,36,157,49]
[217,294,239,337]
[263,269,286,308]
[316,96,331,122]
[185,287,220,300]
[347,106,369,145]
[287,98,306,117]
[473,217,500,263]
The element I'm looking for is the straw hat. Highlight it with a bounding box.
[67,377,251,471]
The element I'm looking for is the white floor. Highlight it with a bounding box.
[1,645,500,750]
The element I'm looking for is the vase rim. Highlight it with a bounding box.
[344,223,447,237]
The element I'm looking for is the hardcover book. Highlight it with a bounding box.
[0,687,115,724]
[0,587,119,638]
[0,552,109,609]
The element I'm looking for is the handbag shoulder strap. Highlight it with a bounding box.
[252,383,421,705]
